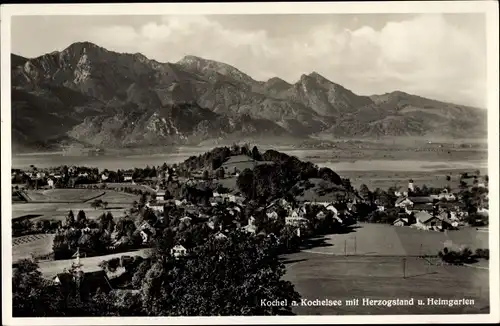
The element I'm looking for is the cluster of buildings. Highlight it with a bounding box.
[391,180,487,231]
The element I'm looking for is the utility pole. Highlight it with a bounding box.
[354,236,357,255]
[344,239,347,257]
[402,258,407,279]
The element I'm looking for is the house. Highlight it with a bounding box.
[477,207,489,216]
[242,216,257,234]
[393,217,409,227]
[171,245,187,258]
[215,232,228,240]
[156,191,166,201]
[316,211,326,219]
[54,270,113,299]
[377,205,385,212]
[431,192,457,201]
[101,173,109,181]
[47,178,55,189]
[180,216,192,224]
[147,201,167,213]
[325,204,338,215]
[123,173,133,182]
[437,212,456,229]
[243,223,257,234]
[413,211,437,230]
[286,210,308,226]
[397,196,435,210]
[406,203,434,214]
[36,172,46,179]
[395,197,414,208]
[140,221,156,243]
[78,172,89,178]
[140,229,153,244]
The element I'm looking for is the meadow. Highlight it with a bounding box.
[12,234,55,262]
[282,223,489,315]
[24,189,105,203]
[283,253,489,314]
[301,223,489,257]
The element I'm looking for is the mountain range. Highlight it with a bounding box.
[11,41,487,152]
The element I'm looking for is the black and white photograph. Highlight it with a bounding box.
[1,2,498,324]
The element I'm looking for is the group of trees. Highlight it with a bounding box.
[181,146,233,172]
[13,228,301,316]
[438,247,489,265]
[91,199,109,210]
[52,210,145,260]
[12,218,62,237]
[236,148,343,203]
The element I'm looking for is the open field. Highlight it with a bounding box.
[220,155,273,171]
[340,169,487,191]
[24,189,105,203]
[94,191,141,204]
[37,249,151,279]
[302,223,488,257]
[12,189,138,223]
[282,222,489,314]
[12,234,55,262]
[101,183,152,192]
[282,252,489,314]
[12,202,131,223]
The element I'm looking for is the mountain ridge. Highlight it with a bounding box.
[10,41,487,151]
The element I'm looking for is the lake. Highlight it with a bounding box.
[11,148,488,172]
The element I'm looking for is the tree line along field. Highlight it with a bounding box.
[36,249,151,279]
[23,189,106,202]
[341,168,488,191]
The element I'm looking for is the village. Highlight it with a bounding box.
[11,146,490,314]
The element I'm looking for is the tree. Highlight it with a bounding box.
[139,231,300,316]
[318,167,342,185]
[66,210,76,227]
[91,199,102,210]
[216,167,225,179]
[139,193,148,207]
[446,175,451,182]
[202,170,210,181]
[236,168,254,199]
[76,210,87,226]
[241,144,250,156]
[13,259,64,317]
[359,184,372,203]
[251,146,262,161]
[103,201,109,210]
[211,157,222,171]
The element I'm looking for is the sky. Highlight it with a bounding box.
[11,13,487,107]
